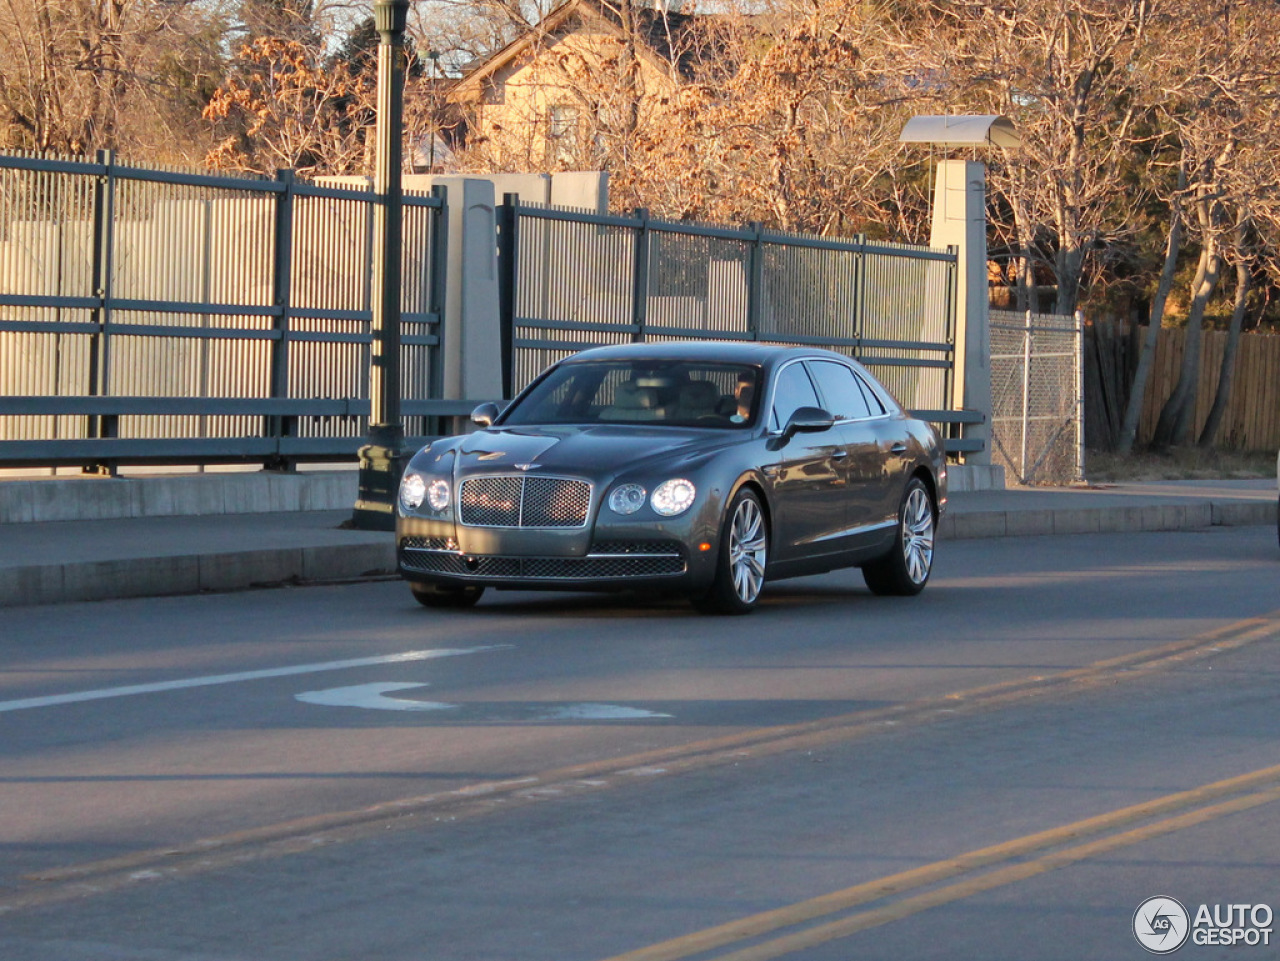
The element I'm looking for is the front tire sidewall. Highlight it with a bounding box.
[696,488,768,615]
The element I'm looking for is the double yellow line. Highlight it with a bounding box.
[601,763,1280,961]
[599,612,1280,961]
[8,610,1280,920]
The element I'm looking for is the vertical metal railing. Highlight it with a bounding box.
[500,199,958,409]
[0,151,447,467]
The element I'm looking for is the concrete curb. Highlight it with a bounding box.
[937,496,1274,541]
[0,471,358,524]
[1,476,1272,609]
[0,542,398,609]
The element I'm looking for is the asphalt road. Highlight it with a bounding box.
[1,526,1278,961]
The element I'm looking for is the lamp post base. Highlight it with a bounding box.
[351,431,405,531]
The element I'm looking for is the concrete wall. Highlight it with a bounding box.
[0,470,358,523]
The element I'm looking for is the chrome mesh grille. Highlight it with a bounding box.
[590,540,684,556]
[459,476,591,529]
[400,535,454,551]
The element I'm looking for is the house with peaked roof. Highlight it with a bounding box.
[447,0,705,172]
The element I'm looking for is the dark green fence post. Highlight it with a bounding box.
[631,208,650,342]
[497,193,520,397]
[428,184,449,425]
[85,149,117,474]
[854,233,868,362]
[746,221,764,340]
[268,168,296,467]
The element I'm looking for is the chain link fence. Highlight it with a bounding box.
[989,310,1084,485]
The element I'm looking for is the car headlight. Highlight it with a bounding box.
[608,483,647,515]
[400,473,451,514]
[651,478,696,516]
[400,472,427,512]
[426,478,451,512]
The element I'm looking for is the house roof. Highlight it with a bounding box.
[449,0,701,102]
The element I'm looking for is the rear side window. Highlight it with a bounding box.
[807,361,873,421]
[854,373,888,415]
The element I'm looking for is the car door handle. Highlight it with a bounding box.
[890,443,908,454]
[831,449,849,460]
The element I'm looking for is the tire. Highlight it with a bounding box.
[694,488,768,615]
[410,582,485,609]
[862,477,935,596]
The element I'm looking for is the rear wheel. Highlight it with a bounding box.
[694,488,768,615]
[410,582,485,609]
[862,477,935,596]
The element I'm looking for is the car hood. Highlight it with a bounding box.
[450,425,738,477]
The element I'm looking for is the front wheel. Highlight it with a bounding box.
[694,488,768,615]
[410,582,485,609]
[862,477,935,596]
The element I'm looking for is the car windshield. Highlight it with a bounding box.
[500,360,762,428]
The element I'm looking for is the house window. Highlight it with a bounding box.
[547,105,580,166]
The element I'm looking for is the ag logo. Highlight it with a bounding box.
[1134,896,1191,954]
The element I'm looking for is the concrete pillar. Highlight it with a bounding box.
[428,177,504,401]
[929,159,992,465]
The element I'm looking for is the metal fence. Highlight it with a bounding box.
[0,150,447,469]
[2,154,968,470]
[990,310,1084,484]
[498,200,959,416]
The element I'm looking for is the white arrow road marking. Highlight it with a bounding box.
[0,646,509,714]
[538,703,673,720]
[296,682,457,712]
[294,687,673,720]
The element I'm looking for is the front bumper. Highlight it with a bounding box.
[396,516,720,593]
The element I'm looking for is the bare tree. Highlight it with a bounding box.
[1197,217,1253,447]
[1147,0,1275,448]
[925,0,1152,317]
[1116,158,1186,454]
[203,36,374,175]
[0,0,226,158]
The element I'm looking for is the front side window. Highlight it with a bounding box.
[768,363,822,432]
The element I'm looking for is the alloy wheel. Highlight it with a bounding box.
[729,495,767,604]
[902,485,935,585]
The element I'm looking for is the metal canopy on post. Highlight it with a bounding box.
[899,115,1021,149]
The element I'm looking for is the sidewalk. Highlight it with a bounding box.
[1,474,1274,608]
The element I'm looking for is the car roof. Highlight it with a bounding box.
[563,341,856,368]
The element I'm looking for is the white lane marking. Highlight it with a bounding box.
[0,647,509,714]
[294,688,673,720]
[296,682,457,712]
[538,703,673,720]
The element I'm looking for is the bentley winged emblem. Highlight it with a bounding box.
[514,463,541,471]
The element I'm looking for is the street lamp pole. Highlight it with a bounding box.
[353,0,410,530]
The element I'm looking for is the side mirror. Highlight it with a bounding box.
[470,402,500,428]
[784,406,835,439]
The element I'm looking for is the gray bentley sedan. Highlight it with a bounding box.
[396,342,948,614]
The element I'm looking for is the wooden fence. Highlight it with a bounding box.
[1085,322,1280,451]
